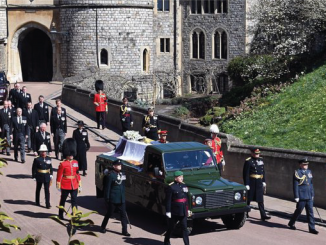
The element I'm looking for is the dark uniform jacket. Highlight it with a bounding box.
[34,103,49,123]
[9,107,16,117]
[9,89,22,108]
[142,115,160,140]
[104,171,126,204]
[32,156,53,183]
[11,116,28,137]
[23,109,39,130]
[165,181,188,217]
[293,169,314,200]
[50,114,67,134]
[0,108,12,135]
[18,93,32,110]
[34,131,52,153]
[72,128,90,171]
[243,156,265,202]
[51,107,67,118]
[120,105,133,130]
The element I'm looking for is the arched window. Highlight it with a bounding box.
[192,29,205,59]
[213,29,228,59]
[100,49,108,65]
[143,48,149,72]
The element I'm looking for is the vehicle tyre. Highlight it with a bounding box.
[221,212,246,229]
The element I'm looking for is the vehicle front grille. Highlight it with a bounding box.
[205,191,234,209]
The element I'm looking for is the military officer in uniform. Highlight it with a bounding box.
[34,123,52,156]
[209,124,225,175]
[142,108,160,141]
[32,144,53,209]
[93,80,108,130]
[56,138,81,220]
[100,160,130,237]
[243,148,270,220]
[288,158,318,234]
[50,107,67,160]
[72,121,90,176]
[164,171,190,245]
[158,130,168,143]
[120,97,133,133]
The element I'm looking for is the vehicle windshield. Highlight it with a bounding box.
[163,150,217,171]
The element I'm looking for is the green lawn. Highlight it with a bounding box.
[221,62,326,152]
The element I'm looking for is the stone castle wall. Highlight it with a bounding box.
[0,0,7,71]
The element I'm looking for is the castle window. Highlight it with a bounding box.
[213,29,228,59]
[160,38,170,53]
[143,48,149,72]
[100,49,108,65]
[158,0,170,12]
[213,73,228,93]
[191,29,205,59]
[191,0,228,14]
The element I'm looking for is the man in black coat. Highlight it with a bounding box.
[50,99,67,117]
[142,108,160,140]
[72,121,90,176]
[0,100,12,155]
[34,95,49,125]
[8,82,22,108]
[18,86,32,110]
[100,160,130,236]
[23,102,39,152]
[34,123,52,156]
[8,100,16,117]
[164,170,189,245]
[50,107,67,160]
[11,108,28,163]
[288,158,318,234]
[120,97,133,133]
[243,148,270,220]
[32,144,53,209]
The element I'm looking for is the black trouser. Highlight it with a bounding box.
[164,215,189,245]
[248,200,267,219]
[59,189,78,218]
[14,133,25,161]
[35,181,50,207]
[101,202,128,233]
[289,200,315,231]
[27,125,35,150]
[217,163,222,176]
[121,124,130,133]
[96,112,106,129]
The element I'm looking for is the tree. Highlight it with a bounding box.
[248,0,326,56]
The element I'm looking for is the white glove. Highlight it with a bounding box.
[131,122,134,126]
[263,182,266,187]
[50,175,53,179]
[145,128,150,132]
[166,212,171,218]
[103,169,109,175]
[122,118,125,122]
[78,187,82,193]
[246,185,250,190]
[33,178,36,181]
[295,198,299,202]
[221,160,226,166]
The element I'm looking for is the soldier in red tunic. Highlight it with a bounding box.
[56,138,81,220]
[93,80,108,130]
[209,124,225,175]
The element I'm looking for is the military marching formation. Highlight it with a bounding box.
[1,81,322,245]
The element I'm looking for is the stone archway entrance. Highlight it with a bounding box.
[19,28,53,81]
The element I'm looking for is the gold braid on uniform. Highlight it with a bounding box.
[121,105,127,114]
[294,170,306,186]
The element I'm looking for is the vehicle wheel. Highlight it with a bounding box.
[173,220,193,237]
[221,212,246,229]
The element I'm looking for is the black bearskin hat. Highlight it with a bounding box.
[62,138,77,158]
[95,80,104,92]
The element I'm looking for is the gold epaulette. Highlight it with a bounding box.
[246,157,251,161]
[294,170,306,185]
[169,182,174,186]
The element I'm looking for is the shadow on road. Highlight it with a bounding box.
[123,237,163,245]
[248,217,288,229]
[4,199,35,206]
[191,219,227,235]
[15,210,53,219]
[6,174,32,179]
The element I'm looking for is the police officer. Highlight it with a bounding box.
[100,160,130,236]
[164,171,189,245]
[32,144,53,209]
[243,148,270,220]
[72,121,90,176]
[11,108,28,163]
[120,97,133,133]
[288,158,318,234]
[142,108,160,141]
[0,100,12,156]
[56,138,81,220]
[50,107,67,160]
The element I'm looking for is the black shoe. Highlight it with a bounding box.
[309,229,319,235]
[164,242,171,245]
[288,223,296,230]
[246,212,249,218]
[46,205,52,209]
[58,215,64,220]
[21,160,25,164]
[14,158,18,162]
[100,228,106,234]
[6,152,10,156]
[35,202,40,207]
[261,215,271,221]
[122,231,130,237]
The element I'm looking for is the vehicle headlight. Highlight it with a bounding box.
[195,196,203,205]
[234,192,241,201]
